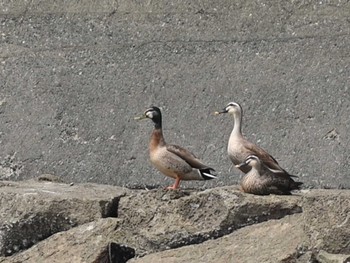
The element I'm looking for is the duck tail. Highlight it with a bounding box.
[291,181,303,190]
[199,168,217,180]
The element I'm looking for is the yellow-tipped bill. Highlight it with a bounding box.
[235,162,246,168]
[214,109,228,115]
[134,114,147,120]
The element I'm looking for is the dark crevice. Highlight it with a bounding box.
[100,197,120,218]
[93,242,135,263]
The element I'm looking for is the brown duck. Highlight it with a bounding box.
[135,106,217,190]
[215,101,296,178]
[236,155,302,195]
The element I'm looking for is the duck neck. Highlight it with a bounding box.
[252,163,261,173]
[150,121,166,150]
[231,112,243,137]
[249,167,260,178]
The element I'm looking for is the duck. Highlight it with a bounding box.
[236,155,302,195]
[215,101,295,178]
[135,106,217,190]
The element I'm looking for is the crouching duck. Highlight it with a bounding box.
[236,155,302,195]
[135,106,217,190]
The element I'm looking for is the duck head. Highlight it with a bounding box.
[235,155,261,169]
[214,102,242,116]
[135,106,162,128]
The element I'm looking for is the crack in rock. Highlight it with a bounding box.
[93,242,135,263]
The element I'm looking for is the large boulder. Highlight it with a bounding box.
[0,218,135,263]
[0,181,349,263]
[0,181,302,261]
[0,179,127,256]
[117,187,302,255]
[129,214,306,263]
[302,190,350,254]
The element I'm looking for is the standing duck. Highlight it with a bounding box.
[215,102,295,178]
[236,155,302,195]
[135,106,217,190]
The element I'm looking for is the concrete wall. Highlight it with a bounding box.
[1,0,349,188]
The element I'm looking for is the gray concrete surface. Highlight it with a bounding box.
[0,1,349,188]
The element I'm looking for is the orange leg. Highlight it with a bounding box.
[166,177,181,190]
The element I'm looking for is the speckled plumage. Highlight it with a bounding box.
[237,155,302,195]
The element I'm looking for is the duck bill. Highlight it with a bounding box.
[235,162,247,168]
[134,114,148,121]
[214,109,228,115]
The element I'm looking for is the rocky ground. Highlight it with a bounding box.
[0,179,349,263]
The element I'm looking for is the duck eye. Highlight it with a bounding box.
[146,111,154,118]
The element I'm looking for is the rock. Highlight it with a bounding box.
[0,218,135,263]
[0,181,349,262]
[302,190,350,254]
[316,250,350,263]
[0,180,128,256]
[117,186,302,255]
[129,214,306,263]
[0,182,302,261]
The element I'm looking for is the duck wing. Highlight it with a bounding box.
[243,140,284,172]
[263,171,302,194]
[166,144,211,170]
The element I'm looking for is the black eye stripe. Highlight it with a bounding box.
[228,102,239,108]
[246,155,259,162]
[145,108,156,114]
[145,106,161,114]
